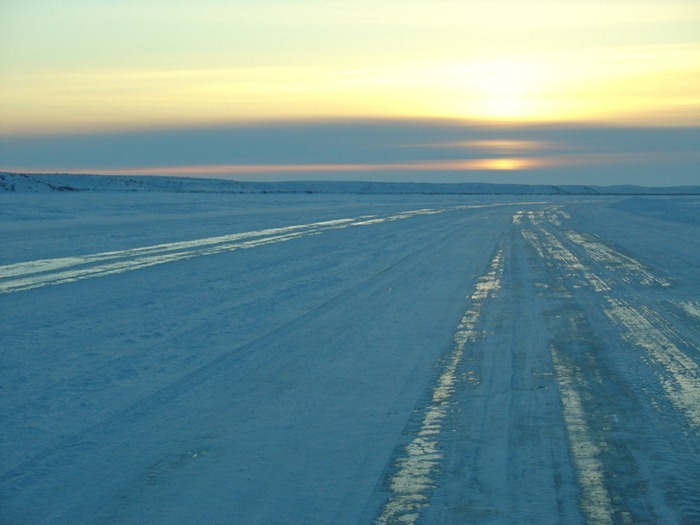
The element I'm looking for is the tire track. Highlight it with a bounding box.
[603,298,700,430]
[563,230,670,288]
[520,209,700,432]
[0,219,353,293]
[678,301,700,322]
[373,248,504,525]
[0,209,491,505]
[549,345,614,525]
[516,205,700,523]
[0,206,471,294]
[0,202,545,295]
[1,212,470,476]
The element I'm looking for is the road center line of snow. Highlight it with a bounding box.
[374,248,503,525]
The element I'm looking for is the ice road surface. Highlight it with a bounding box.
[1,191,699,524]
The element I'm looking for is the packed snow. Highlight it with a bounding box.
[1,177,699,524]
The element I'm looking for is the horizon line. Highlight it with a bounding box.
[3,171,700,191]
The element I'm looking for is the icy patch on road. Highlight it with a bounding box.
[530,228,610,293]
[564,231,670,287]
[550,346,614,525]
[0,206,463,294]
[375,249,503,525]
[526,219,699,428]
[545,206,570,226]
[0,230,326,293]
[678,301,700,321]
[0,218,355,291]
[521,230,545,259]
[604,299,700,430]
[351,209,447,227]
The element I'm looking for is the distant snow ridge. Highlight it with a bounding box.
[2,172,700,195]
[0,172,252,193]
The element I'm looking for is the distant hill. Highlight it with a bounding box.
[2,172,699,195]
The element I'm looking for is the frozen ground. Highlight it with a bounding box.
[1,189,699,524]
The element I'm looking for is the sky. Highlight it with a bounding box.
[1,0,699,185]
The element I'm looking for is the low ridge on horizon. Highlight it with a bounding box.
[2,172,699,196]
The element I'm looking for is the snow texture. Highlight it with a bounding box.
[1,177,699,524]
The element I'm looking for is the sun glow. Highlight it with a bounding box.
[419,45,700,124]
[1,1,699,136]
[59,157,546,178]
[469,61,539,120]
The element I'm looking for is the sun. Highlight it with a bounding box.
[472,61,538,120]
[438,59,551,122]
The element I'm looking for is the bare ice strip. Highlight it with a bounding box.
[0,206,480,294]
[604,298,700,430]
[374,249,503,525]
[564,231,670,287]
[550,346,614,525]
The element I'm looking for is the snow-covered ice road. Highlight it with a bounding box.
[1,192,699,524]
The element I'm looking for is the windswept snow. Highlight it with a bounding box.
[1,185,699,524]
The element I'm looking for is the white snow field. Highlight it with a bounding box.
[1,189,699,524]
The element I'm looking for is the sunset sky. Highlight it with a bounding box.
[1,0,699,184]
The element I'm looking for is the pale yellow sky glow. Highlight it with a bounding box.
[12,149,700,180]
[2,0,700,135]
[43,158,547,177]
